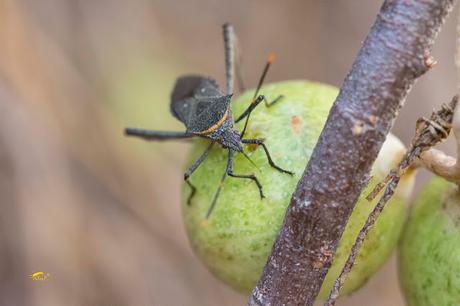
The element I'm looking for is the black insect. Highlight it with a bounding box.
[125,23,293,218]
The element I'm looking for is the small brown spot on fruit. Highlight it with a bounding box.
[291,115,303,134]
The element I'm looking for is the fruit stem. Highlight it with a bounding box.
[418,149,460,183]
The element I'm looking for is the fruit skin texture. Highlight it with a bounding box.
[182,80,414,297]
[399,177,460,306]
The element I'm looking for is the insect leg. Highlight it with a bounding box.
[205,149,233,219]
[233,27,246,93]
[184,142,215,180]
[223,23,235,96]
[236,94,284,139]
[234,95,263,124]
[184,142,215,205]
[185,180,196,206]
[241,138,294,175]
[125,128,192,141]
[227,150,265,199]
[263,94,284,107]
[235,94,284,123]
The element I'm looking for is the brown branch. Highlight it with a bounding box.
[247,1,456,305]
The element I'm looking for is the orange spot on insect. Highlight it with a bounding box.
[268,53,275,64]
[247,143,258,151]
[200,219,209,227]
[291,115,303,134]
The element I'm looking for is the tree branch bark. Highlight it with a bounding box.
[247,1,456,305]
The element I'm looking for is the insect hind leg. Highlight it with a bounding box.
[223,23,235,95]
[125,128,192,141]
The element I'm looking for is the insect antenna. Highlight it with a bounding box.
[252,53,274,102]
[240,53,275,138]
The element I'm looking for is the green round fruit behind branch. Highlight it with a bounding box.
[399,177,460,306]
[181,80,415,298]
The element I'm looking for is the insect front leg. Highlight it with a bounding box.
[226,23,245,94]
[206,149,265,219]
[235,95,284,123]
[184,141,215,205]
[241,138,294,175]
[235,95,284,138]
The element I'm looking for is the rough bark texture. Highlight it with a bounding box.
[248,1,456,305]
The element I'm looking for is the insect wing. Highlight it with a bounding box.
[186,95,232,133]
[170,75,222,123]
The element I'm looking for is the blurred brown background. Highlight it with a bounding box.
[0,1,458,305]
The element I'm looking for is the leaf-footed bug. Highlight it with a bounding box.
[125,23,293,218]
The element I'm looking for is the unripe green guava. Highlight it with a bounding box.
[181,80,415,298]
[399,177,460,306]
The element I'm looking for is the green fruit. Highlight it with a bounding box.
[181,80,415,297]
[399,177,460,306]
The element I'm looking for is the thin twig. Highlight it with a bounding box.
[325,95,458,306]
[415,93,460,184]
[247,1,456,305]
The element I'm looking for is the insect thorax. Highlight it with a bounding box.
[199,117,242,152]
